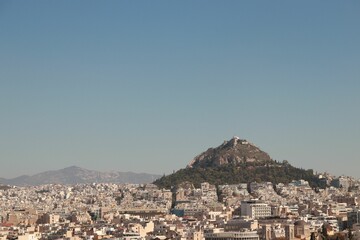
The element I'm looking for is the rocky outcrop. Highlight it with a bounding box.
[188,136,272,168]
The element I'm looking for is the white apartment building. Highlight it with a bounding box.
[205,230,259,240]
[240,200,271,219]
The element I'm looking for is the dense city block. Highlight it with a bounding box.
[1,173,360,240]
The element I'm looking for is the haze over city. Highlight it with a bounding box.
[0,1,359,179]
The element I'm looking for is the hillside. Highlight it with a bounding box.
[188,136,272,168]
[154,137,324,189]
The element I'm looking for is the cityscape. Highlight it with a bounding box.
[1,137,360,240]
[1,1,360,240]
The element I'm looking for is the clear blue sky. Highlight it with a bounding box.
[0,1,359,178]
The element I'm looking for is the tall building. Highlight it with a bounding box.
[205,231,259,240]
[240,200,271,219]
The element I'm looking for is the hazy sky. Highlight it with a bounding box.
[0,1,359,179]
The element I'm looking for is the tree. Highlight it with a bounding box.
[348,229,353,240]
[321,224,328,240]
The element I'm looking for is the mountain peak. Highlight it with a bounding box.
[232,135,240,141]
[187,136,271,168]
[64,165,82,170]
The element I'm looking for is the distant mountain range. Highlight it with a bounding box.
[0,166,161,186]
[154,136,324,188]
